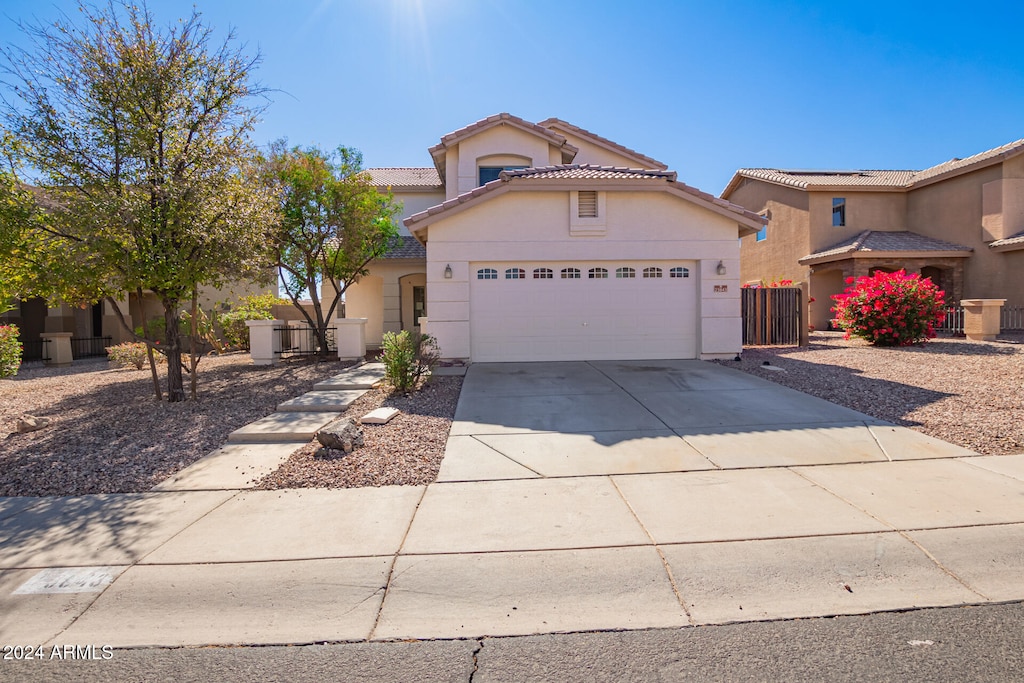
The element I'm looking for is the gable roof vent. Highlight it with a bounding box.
[578,190,598,218]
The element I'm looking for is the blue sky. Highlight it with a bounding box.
[1,0,1022,194]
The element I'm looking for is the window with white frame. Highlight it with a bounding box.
[589,267,608,279]
[643,267,662,278]
[477,268,498,280]
[533,268,553,279]
[615,267,635,279]
[561,267,581,279]
[505,267,526,279]
[669,267,690,278]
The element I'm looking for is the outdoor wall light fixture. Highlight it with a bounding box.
[444,264,453,279]
[716,261,727,276]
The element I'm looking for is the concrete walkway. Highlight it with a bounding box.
[1,360,1023,648]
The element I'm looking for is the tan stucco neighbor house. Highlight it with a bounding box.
[346,113,764,362]
[722,138,1024,331]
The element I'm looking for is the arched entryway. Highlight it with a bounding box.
[398,273,426,332]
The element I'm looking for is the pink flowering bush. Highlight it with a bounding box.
[0,325,22,378]
[831,270,946,346]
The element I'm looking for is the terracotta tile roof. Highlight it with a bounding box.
[799,230,973,264]
[537,117,668,170]
[380,235,426,259]
[365,167,441,188]
[499,164,677,181]
[428,112,578,159]
[405,164,764,231]
[913,138,1024,184]
[725,138,1024,196]
[990,229,1024,251]
[732,169,916,190]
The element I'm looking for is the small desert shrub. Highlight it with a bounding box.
[380,330,440,392]
[831,270,946,346]
[0,324,22,378]
[106,341,150,370]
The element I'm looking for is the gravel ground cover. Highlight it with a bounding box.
[0,354,351,496]
[256,376,463,489]
[721,332,1024,455]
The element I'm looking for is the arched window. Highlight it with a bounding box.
[669,267,690,279]
[505,268,526,280]
[616,267,636,279]
[533,268,553,279]
[561,267,581,279]
[643,267,662,278]
[588,267,608,279]
[477,268,498,280]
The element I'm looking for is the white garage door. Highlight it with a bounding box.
[470,261,698,362]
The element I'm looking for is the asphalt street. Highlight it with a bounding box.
[3,601,1022,682]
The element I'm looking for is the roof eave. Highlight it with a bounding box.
[538,117,668,170]
[912,144,1024,189]
[990,240,1024,253]
[799,249,974,266]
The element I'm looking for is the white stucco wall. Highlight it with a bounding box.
[391,190,445,229]
[446,126,560,199]
[345,261,427,348]
[421,188,743,360]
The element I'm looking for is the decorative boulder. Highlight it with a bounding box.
[17,415,51,433]
[316,417,364,454]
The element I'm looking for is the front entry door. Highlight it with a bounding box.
[413,286,426,329]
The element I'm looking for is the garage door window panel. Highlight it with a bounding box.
[589,268,608,279]
[505,268,526,280]
[477,268,498,280]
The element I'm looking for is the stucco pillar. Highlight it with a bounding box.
[335,318,367,361]
[40,332,73,367]
[961,299,1005,341]
[246,319,282,366]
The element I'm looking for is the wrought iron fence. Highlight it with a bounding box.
[935,305,1024,334]
[274,325,336,357]
[936,306,964,334]
[20,338,50,362]
[1003,305,1024,331]
[71,336,113,358]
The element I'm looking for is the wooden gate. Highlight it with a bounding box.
[741,286,807,346]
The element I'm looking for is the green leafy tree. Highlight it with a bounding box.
[0,1,275,401]
[264,142,400,358]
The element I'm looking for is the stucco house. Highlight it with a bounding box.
[346,113,764,362]
[721,138,1024,331]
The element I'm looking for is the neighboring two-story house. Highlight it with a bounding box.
[348,112,764,362]
[721,139,1024,331]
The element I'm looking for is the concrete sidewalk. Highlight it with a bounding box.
[1,360,1023,648]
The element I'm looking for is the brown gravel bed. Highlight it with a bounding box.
[719,332,1024,455]
[256,376,463,489]
[0,354,352,497]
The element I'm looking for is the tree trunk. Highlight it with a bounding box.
[136,289,163,402]
[163,299,186,402]
[189,289,198,401]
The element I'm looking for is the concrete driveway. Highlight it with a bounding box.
[3,359,1023,648]
[439,359,973,479]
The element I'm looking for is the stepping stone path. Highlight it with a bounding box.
[227,362,385,444]
[277,390,369,413]
[314,363,387,390]
[153,362,388,492]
